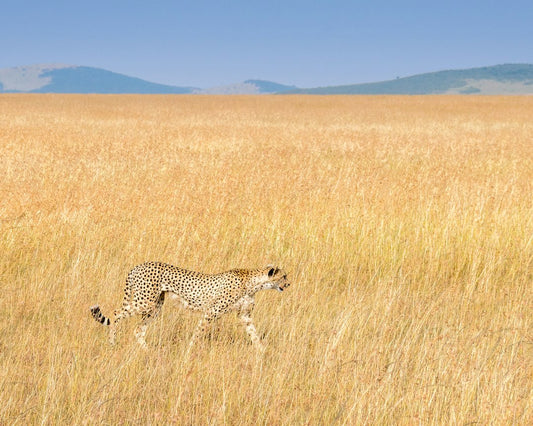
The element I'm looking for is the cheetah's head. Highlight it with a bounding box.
[263,265,290,292]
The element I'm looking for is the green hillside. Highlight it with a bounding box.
[285,64,533,95]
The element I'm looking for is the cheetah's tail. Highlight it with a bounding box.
[90,305,111,326]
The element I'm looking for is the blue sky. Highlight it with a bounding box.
[1,0,532,88]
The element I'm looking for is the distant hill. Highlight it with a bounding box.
[0,64,197,94]
[1,63,532,94]
[244,80,297,93]
[285,64,533,95]
[193,80,297,94]
[0,64,294,95]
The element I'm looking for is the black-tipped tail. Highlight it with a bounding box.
[90,305,111,326]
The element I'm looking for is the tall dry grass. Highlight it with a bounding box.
[0,94,532,424]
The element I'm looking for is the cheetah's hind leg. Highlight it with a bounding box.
[108,307,133,346]
[133,293,165,349]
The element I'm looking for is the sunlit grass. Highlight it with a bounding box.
[0,94,531,424]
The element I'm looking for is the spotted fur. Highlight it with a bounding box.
[90,262,290,353]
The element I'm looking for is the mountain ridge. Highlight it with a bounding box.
[285,64,533,95]
[0,65,197,94]
[1,63,532,95]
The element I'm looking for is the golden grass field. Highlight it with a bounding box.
[0,94,532,424]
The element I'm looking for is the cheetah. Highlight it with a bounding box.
[90,262,290,353]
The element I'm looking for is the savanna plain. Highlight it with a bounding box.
[0,94,532,425]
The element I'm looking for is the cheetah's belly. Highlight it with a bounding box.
[167,292,203,311]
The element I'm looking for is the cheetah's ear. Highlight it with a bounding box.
[268,267,278,277]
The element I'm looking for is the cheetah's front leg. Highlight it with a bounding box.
[238,299,265,352]
[185,314,216,358]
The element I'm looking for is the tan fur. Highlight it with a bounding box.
[90,262,289,353]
